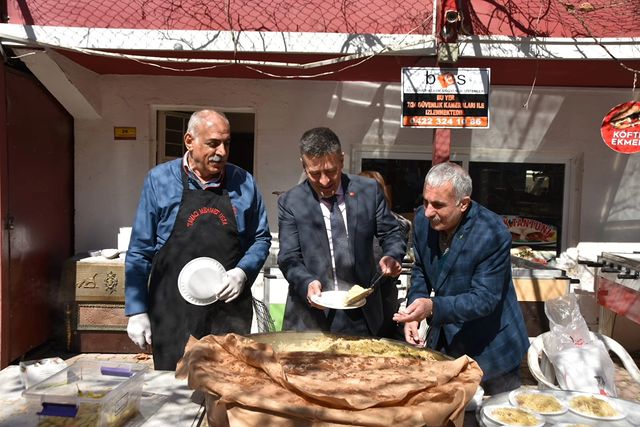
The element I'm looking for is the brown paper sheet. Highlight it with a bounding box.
[176,334,483,427]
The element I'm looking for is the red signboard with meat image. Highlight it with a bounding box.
[600,101,640,154]
[503,216,557,246]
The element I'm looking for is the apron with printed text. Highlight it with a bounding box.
[148,170,249,370]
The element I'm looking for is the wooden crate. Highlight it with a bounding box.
[74,331,142,353]
[76,303,128,331]
[73,303,141,353]
[513,278,569,302]
[75,258,125,302]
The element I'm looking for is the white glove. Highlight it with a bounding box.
[218,268,247,302]
[127,313,152,349]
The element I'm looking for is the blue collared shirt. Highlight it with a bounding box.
[124,157,271,315]
[182,152,224,189]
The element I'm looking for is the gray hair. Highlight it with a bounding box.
[299,127,342,157]
[187,110,229,136]
[425,162,472,202]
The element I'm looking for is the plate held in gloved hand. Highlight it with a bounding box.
[178,257,228,305]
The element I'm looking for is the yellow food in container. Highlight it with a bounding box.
[22,360,147,427]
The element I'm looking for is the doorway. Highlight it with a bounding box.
[0,63,74,367]
[156,110,255,174]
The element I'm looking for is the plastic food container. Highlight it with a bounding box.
[22,360,147,427]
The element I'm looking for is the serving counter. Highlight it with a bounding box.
[510,256,572,336]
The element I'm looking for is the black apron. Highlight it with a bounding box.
[148,169,250,370]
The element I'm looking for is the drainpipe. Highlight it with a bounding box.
[432,0,461,165]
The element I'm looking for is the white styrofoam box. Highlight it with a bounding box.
[266,277,289,306]
[117,227,132,252]
[251,272,265,301]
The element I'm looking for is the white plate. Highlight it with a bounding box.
[567,393,626,421]
[311,290,366,310]
[177,257,228,306]
[482,405,544,427]
[508,389,568,415]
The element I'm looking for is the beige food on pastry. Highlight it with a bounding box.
[569,395,618,417]
[514,392,563,413]
[489,407,541,426]
[272,336,438,360]
[344,284,372,305]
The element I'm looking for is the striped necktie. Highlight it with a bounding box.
[327,195,355,284]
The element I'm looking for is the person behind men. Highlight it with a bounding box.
[393,162,529,394]
[125,109,271,370]
[358,170,411,339]
[277,127,406,336]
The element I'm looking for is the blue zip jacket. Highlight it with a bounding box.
[125,159,271,315]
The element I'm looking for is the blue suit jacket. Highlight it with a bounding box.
[408,202,529,380]
[277,174,406,335]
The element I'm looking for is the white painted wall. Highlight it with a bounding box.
[54,58,638,252]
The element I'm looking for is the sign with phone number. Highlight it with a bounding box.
[401,67,490,129]
[404,116,488,127]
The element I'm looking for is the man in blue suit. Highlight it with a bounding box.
[278,127,406,336]
[394,162,529,395]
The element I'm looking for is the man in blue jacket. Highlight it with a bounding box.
[125,109,271,370]
[394,162,529,395]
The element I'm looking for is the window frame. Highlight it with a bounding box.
[156,110,192,164]
[351,144,581,251]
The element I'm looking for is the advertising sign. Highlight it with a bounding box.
[600,101,640,154]
[503,216,557,247]
[401,67,490,128]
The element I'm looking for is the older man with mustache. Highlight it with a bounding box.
[125,109,271,370]
[394,162,529,395]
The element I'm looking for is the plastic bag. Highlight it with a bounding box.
[543,293,617,396]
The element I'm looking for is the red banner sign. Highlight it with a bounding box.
[597,276,640,325]
[503,216,557,246]
[600,101,640,154]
